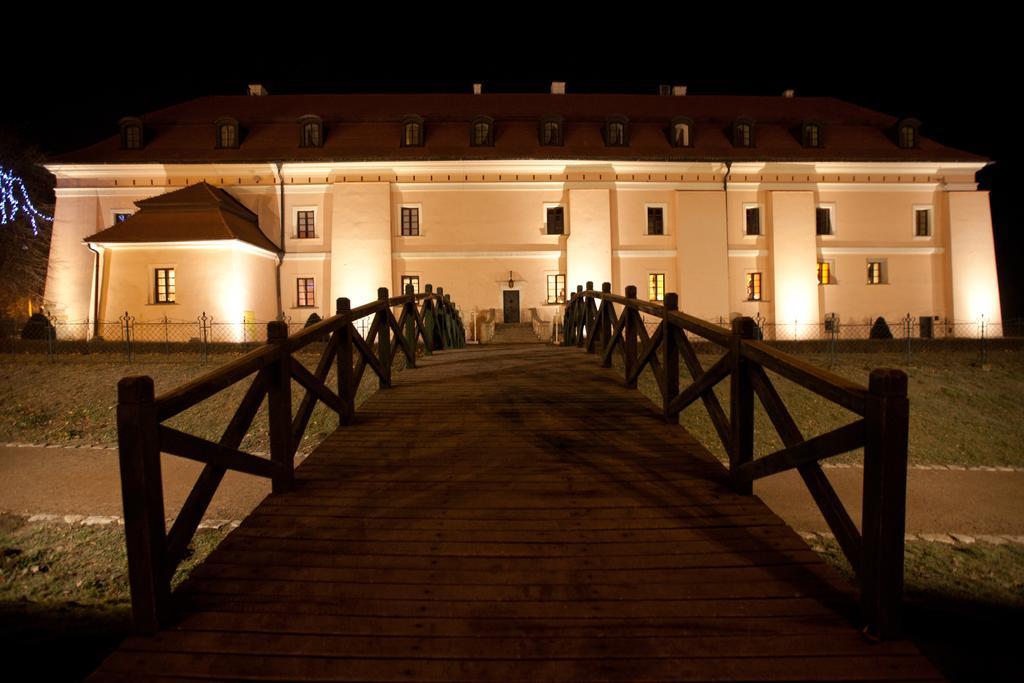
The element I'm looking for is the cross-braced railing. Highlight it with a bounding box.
[116,285,465,633]
[563,282,910,640]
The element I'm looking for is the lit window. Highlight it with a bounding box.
[114,212,132,223]
[899,125,916,148]
[401,275,420,295]
[216,118,239,149]
[540,119,562,146]
[401,207,420,236]
[546,206,565,235]
[816,207,833,235]
[745,206,761,236]
[471,118,493,146]
[605,119,627,146]
[746,272,762,301]
[296,278,315,307]
[547,274,566,304]
[671,118,692,147]
[120,119,143,149]
[402,119,423,146]
[647,207,664,235]
[915,208,931,237]
[298,116,323,148]
[648,273,665,302]
[733,119,753,148]
[296,210,315,238]
[154,268,175,304]
[817,261,832,285]
[803,123,821,148]
[867,260,886,285]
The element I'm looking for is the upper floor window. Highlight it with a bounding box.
[802,122,822,148]
[546,206,565,235]
[547,273,566,304]
[867,259,887,285]
[604,117,628,146]
[646,207,665,235]
[216,117,240,149]
[897,118,920,149]
[816,207,833,235]
[154,267,175,304]
[915,207,932,237]
[733,118,754,148]
[401,275,421,295]
[401,206,420,236]
[670,117,693,147]
[119,117,143,149]
[298,115,323,148]
[746,272,762,301]
[114,212,132,223]
[744,206,762,236]
[648,273,665,302]
[296,277,315,307]
[402,116,424,146]
[296,210,315,238]
[471,117,494,146]
[540,117,563,146]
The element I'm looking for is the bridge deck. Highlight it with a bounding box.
[90,344,941,682]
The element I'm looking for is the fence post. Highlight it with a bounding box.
[376,287,393,388]
[599,283,613,366]
[116,376,171,634]
[422,284,435,356]
[266,321,294,494]
[861,368,910,639]
[979,315,987,365]
[730,317,756,495]
[404,284,417,369]
[663,293,680,422]
[623,285,638,387]
[336,298,355,425]
[584,281,595,352]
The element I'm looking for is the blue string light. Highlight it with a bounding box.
[1,166,53,236]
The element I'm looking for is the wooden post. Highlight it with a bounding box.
[376,287,392,389]
[575,285,585,347]
[600,282,613,366]
[624,285,638,387]
[584,281,595,353]
[116,375,171,634]
[663,293,680,422]
[422,284,435,355]
[336,298,355,425]
[267,321,294,493]
[404,285,416,369]
[730,316,756,495]
[861,368,910,639]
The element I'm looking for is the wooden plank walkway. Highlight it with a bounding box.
[89,344,943,682]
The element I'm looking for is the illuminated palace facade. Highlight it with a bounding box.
[43,85,1002,340]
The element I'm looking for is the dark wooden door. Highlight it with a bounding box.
[502,290,520,323]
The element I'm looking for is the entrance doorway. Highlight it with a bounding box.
[502,290,520,323]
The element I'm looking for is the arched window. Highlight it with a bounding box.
[670,117,693,147]
[733,118,754,148]
[215,117,240,149]
[539,116,563,146]
[119,117,143,149]
[471,116,494,146]
[297,115,323,148]
[897,118,920,148]
[402,116,424,147]
[604,116,628,146]
[802,122,821,148]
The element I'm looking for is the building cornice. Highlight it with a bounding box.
[85,239,280,260]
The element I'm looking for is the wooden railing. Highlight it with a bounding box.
[116,285,465,634]
[563,282,910,639]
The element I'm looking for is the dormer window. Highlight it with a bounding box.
[604,116,629,146]
[732,118,754,148]
[298,115,323,148]
[670,117,693,147]
[215,117,240,149]
[897,118,920,148]
[119,117,143,150]
[402,116,424,147]
[471,116,494,146]
[539,116,563,146]
[802,122,822,148]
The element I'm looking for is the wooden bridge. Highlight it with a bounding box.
[88,284,943,681]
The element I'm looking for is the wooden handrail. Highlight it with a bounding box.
[116,285,464,634]
[563,282,910,639]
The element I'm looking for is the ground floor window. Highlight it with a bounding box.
[867,260,886,285]
[817,261,833,285]
[296,277,315,307]
[154,268,175,304]
[648,273,665,301]
[401,275,420,295]
[547,273,566,303]
[746,272,762,301]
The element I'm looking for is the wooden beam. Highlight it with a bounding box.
[662,294,680,422]
[157,426,285,480]
[729,317,756,495]
[665,353,732,416]
[628,321,665,391]
[266,321,294,494]
[155,345,279,421]
[291,331,343,449]
[351,318,387,384]
[678,333,731,454]
[290,359,346,417]
[335,298,355,426]
[599,303,629,368]
[736,420,867,482]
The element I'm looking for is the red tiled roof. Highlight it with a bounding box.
[84,182,280,253]
[52,93,987,164]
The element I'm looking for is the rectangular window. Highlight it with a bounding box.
[745,207,761,236]
[817,261,832,285]
[546,206,565,235]
[400,275,420,295]
[296,278,315,307]
[154,268,175,304]
[648,273,665,302]
[401,207,420,236]
[867,260,885,285]
[816,207,833,235]
[296,210,315,238]
[114,212,132,223]
[746,272,762,301]
[915,208,931,237]
[646,207,664,235]
[547,274,566,304]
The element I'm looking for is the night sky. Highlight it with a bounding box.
[3,20,1019,317]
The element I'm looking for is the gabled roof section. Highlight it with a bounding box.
[52,93,988,164]
[84,182,280,253]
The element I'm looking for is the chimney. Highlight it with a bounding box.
[473,83,482,95]
[672,85,687,96]
[782,89,795,98]
[551,81,566,95]
[248,84,269,97]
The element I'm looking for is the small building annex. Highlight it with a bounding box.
[42,83,1003,341]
